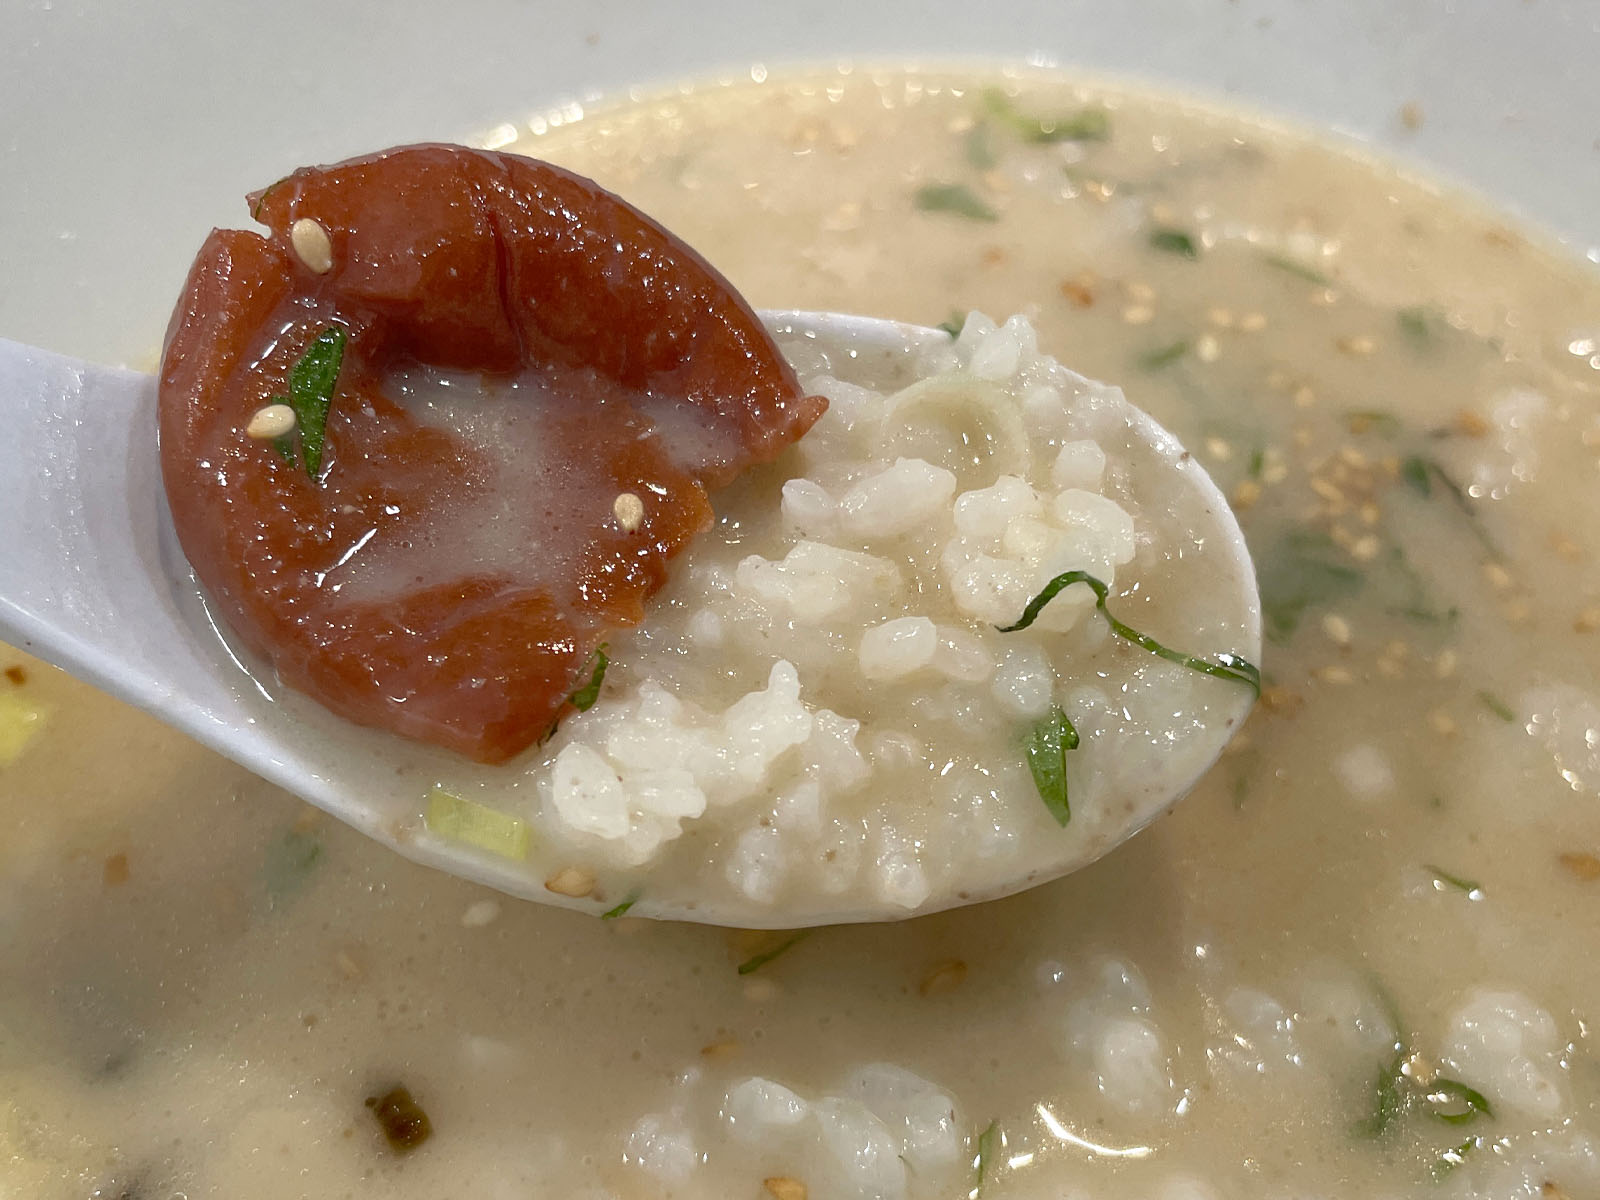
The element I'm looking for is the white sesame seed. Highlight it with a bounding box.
[1239,311,1268,332]
[1429,710,1458,737]
[1195,333,1221,363]
[545,866,596,898]
[1483,562,1514,591]
[1204,436,1233,462]
[1433,649,1459,679]
[1321,613,1353,647]
[290,217,334,274]
[460,899,501,928]
[1337,334,1377,356]
[1351,534,1381,562]
[613,491,646,533]
[1206,307,1235,328]
[245,403,296,440]
[1121,304,1154,325]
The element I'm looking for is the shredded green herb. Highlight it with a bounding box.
[601,888,642,920]
[1427,1078,1493,1125]
[568,645,609,712]
[1477,690,1516,723]
[1424,864,1483,897]
[1398,455,1499,554]
[262,828,323,903]
[1431,1136,1479,1180]
[1138,340,1189,370]
[998,570,1261,695]
[276,326,347,478]
[974,1120,1000,1195]
[1401,455,1434,496]
[1397,306,1432,344]
[964,121,997,169]
[1024,707,1078,826]
[1248,447,1266,479]
[1257,529,1365,643]
[1358,1052,1409,1137]
[982,88,1110,142]
[737,930,813,975]
[424,786,531,861]
[914,183,998,222]
[936,312,966,338]
[1149,228,1200,259]
[1260,250,1332,285]
[365,1085,432,1153]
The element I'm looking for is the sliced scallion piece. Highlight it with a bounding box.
[1477,691,1516,723]
[424,786,531,861]
[1138,340,1189,370]
[1427,1078,1493,1125]
[998,570,1260,696]
[981,89,1110,142]
[568,645,609,712]
[1149,228,1199,259]
[1424,864,1484,897]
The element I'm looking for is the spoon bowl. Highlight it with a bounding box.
[0,311,1259,925]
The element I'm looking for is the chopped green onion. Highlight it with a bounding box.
[982,89,1110,142]
[974,1120,1000,1195]
[601,888,642,920]
[568,645,609,712]
[936,312,966,338]
[1424,864,1483,897]
[1148,228,1199,259]
[1260,250,1332,285]
[1138,340,1189,370]
[914,183,999,222]
[997,570,1261,696]
[424,786,531,861]
[1401,455,1433,496]
[737,930,813,975]
[277,326,347,478]
[1477,691,1516,723]
[1427,1078,1493,1125]
[1024,707,1077,826]
[0,691,50,768]
[1248,447,1266,479]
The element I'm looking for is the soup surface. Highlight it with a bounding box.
[3,67,1599,1199]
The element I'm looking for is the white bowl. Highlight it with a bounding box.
[2,0,1596,364]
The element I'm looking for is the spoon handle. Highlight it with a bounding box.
[0,338,191,714]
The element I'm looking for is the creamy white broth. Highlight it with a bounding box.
[4,66,1600,1198]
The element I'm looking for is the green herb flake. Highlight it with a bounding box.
[999,570,1261,695]
[1431,1136,1479,1180]
[568,645,609,712]
[736,929,814,975]
[1401,455,1433,496]
[964,121,997,169]
[1477,691,1516,723]
[1397,306,1432,344]
[424,786,531,861]
[936,312,966,338]
[1427,1078,1493,1125]
[262,827,323,903]
[1248,447,1266,479]
[1424,864,1484,897]
[280,325,347,478]
[914,183,998,222]
[1357,1053,1408,1138]
[1138,340,1189,370]
[365,1085,432,1153]
[982,89,1111,143]
[974,1120,1000,1195]
[1260,250,1332,285]
[601,888,642,920]
[1025,707,1078,826]
[1257,529,1365,643]
[1149,228,1200,259]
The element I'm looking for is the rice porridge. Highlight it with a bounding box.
[1,67,1598,1198]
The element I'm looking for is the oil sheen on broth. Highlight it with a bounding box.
[2,67,1599,1199]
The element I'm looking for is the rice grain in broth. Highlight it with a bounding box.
[1,67,1598,1198]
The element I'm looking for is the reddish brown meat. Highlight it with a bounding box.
[159,144,824,763]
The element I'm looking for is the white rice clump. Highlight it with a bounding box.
[519,312,1154,911]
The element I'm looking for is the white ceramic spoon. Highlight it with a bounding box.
[0,312,1260,926]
